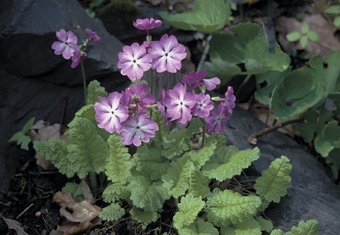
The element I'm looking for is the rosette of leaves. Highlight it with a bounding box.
[286,23,320,49]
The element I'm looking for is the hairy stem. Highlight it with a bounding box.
[247,117,304,145]
[81,61,87,105]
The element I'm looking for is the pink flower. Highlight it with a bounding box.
[120,112,159,146]
[182,71,220,91]
[117,43,152,81]
[71,51,87,68]
[94,92,129,134]
[157,89,169,127]
[122,81,155,113]
[165,83,196,124]
[51,29,79,60]
[224,86,236,113]
[205,102,230,134]
[85,28,101,42]
[192,92,214,118]
[148,34,187,73]
[133,18,162,35]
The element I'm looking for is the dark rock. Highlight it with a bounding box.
[0,0,129,197]
[223,106,340,234]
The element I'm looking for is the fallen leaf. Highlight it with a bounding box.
[81,179,93,201]
[53,191,77,209]
[275,14,340,62]
[56,217,102,235]
[0,214,28,235]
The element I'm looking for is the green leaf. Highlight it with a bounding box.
[270,229,285,235]
[99,203,125,222]
[106,134,133,184]
[62,182,84,202]
[286,32,301,42]
[162,154,195,198]
[209,23,290,78]
[102,183,131,202]
[254,156,292,203]
[22,117,35,135]
[188,169,211,198]
[202,146,260,181]
[301,24,309,34]
[271,67,322,119]
[255,67,291,105]
[86,80,108,105]
[286,219,319,235]
[314,120,340,157]
[128,176,169,211]
[206,188,262,224]
[33,138,75,178]
[257,199,270,212]
[220,217,262,235]
[206,132,226,149]
[333,16,340,27]
[158,0,231,33]
[299,35,308,48]
[9,117,36,150]
[130,206,160,226]
[189,140,216,168]
[294,110,333,143]
[150,110,170,150]
[178,219,219,235]
[255,216,274,233]
[173,194,205,230]
[307,31,319,42]
[161,129,191,159]
[133,146,170,181]
[324,149,340,178]
[324,5,340,14]
[66,117,109,179]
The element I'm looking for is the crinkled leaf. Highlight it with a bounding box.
[206,132,226,149]
[67,117,109,179]
[189,139,216,168]
[294,109,333,143]
[270,229,285,235]
[102,183,131,203]
[206,188,262,224]
[257,199,270,212]
[286,219,319,235]
[271,67,322,119]
[173,194,205,230]
[128,176,169,211]
[161,129,191,159]
[133,145,170,181]
[99,203,125,222]
[314,120,340,157]
[162,154,195,198]
[202,146,260,181]
[255,67,291,105]
[255,216,274,233]
[159,0,230,33]
[220,217,262,235]
[178,219,219,235]
[62,182,84,202]
[150,110,170,150]
[325,149,340,178]
[106,134,133,184]
[188,169,211,198]
[254,156,292,203]
[130,206,160,226]
[86,80,108,105]
[209,23,290,80]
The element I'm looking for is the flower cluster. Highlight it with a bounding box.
[51,28,101,68]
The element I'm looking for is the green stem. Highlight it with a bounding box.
[89,171,97,189]
[236,74,252,97]
[81,61,87,105]
[201,119,206,147]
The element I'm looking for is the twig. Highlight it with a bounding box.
[16,203,34,219]
[196,35,212,72]
[247,117,304,145]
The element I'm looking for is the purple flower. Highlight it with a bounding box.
[192,92,214,118]
[205,102,230,134]
[157,89,169,127]
[122,81,155,113]
[71,51,87,68]
[148,34,187,73]
[51,29,79,60]
[182,71,220,91]
[85,28,101,42]
[120,112,159,146]
[224,86,236,113]
[165,83,196,124]
[94,92,129,134]
[133,18,162,35]
[117,43,152,81]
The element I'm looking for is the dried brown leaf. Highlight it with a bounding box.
[275,14,340,63]
[81,179,93,201]
[56,217,102,235]
[0,215,28,235]
[52,191,77,209]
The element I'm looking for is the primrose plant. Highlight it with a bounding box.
[28,16,319,234]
